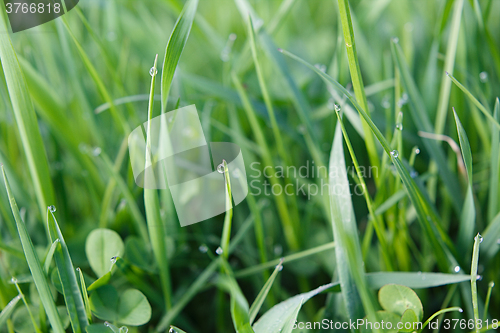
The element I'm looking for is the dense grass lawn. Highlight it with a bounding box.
[0,0,499,332]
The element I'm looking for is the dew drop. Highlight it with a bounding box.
[334,104,341,113]
[11,277,17,283]
[233,169,240,178]
[477,275,483,281]
[199,245,208,253]
[479,71,488,83]
[149,67,158,76]
[119,327,128,333]
[277,264,283,272]
[296,124,306,134]
[345,42,352,48]
[169,328,175,333]
[458,308,464,313]
[215,247,223,255]
[92,147,102,156]
[392,37,399,43]
[489,281,495,288]
[274,244,283,256]
[453,266,461,273]
[410,170,418,178]
[390,150,399,158]
[396,123,403,130]
[48,205,57,213]
[217,163,225,174]
[497,238,500,245]
[314,63,327,73]
[415,147,420,154]
[475,234,483,243]
[110,256,117,264]
[104,322,111,327]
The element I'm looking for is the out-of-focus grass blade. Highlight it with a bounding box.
[46,210,89,333]
[252,283,334,333]
[161,0,199,112]
[0,7,55,221]
[1,167,65,333]
[482,212,500,260]
[145,55,172,310]
[76,268,92,323]
[249,258,284,324]
[488,99,500,222]
[337,0,380,169]
[366,272,471,289]
[281,48,458,272]
[391,42,462,212]
[0,295,21,327]
[43,239,60,274]
[434,0,464,135]
[328,123,373,322]
[453,110,476,256]
[446,73,500,129]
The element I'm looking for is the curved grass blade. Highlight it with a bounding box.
[280,48,458,272]
[446,73,500,129]
[471,234,482,333]
[0,6,55,222]
[1,167,65,333]
[391,42,462,212]
[43,239,60,274]
[161,0,199,112]
[488,99,500,222]
[46,210,89,333]
[0,295,21,327]
[249,258,284,324]
[366,272,472,289]
[145,55,172,310]
[337,0,380,169]
[252,283,333,333]
[453,110,476,256]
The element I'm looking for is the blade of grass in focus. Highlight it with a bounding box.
[161,0,199,112]
[453,110,476,257]
[1,166,65,333]
[337,0,380,170]
[46,210,89,333]
[280,48,459,272]
[145,54,172,310]
[0,6,55,223]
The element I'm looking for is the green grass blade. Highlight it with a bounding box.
[337,0,380,169]
[434,0,464,135]
[75,268,92,323]
[391,42,462,212]
[46,210,89,333]
[470,233,482,333]
[281,48,458,271]
[0,295,21,327]
[43,239,60,275]
[219,159,233,258]
[161,0,199,112]
[488,99,500,222]
[328,123,372,322]
[1,166,65,333]
[366,272,471,289]
[453,110,476,255]
[447,73,500,129]
[144,55,172,310]
[248,258,283,324]
[0,7,55,222]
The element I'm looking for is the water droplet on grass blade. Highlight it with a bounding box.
[479,71,488,82]
[489,281,495,288]
[119,327,128,333]
[392,37,399,43]
[415,147,420,154]
[396,123,403,130]
[149,67,158,76]
[458,308,464,313]
[92,147,101,156]
[199,245,208,253]
[215,247,223,255]
[217,163,225,174]
[390,150,399,158]
[110,256,117,264]
[48,205,56,213]
[453,266,461,273]
[334,104,341,113]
